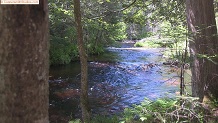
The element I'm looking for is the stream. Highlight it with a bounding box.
[49,42,180,123]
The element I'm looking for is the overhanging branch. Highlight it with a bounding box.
[85,0,137,20]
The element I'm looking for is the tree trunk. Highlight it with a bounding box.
[73,0,90,122]
[0,1,49,123]
[186,0,218,101]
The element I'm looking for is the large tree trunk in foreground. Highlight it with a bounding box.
[0,1,49,123]
[186,0,218,101]
[74,0,90,122]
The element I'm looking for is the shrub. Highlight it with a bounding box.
[121,97,212,123]
[69,97,216,123]
[49,36,78,65]
[69,115,120,123]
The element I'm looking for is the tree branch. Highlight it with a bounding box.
[86,0,137,20]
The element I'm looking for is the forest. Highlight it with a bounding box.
[0,0,218,123]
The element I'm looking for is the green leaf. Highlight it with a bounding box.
[68,119,81,123]
[140,117,147,121]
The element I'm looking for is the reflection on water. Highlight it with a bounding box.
[49,43,180,123]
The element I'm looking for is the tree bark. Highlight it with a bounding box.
[0,1,49,123]
[73,0,90,122]
[186,0,218,101]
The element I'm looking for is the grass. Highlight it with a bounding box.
[134,41,160,48]
[134,37,175,48]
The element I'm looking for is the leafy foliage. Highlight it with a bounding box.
[121,97,213,123]
[69,97,216,123]
[69,115,120,123]
[84,19,127,55]
[156,20,188,61]
[48,0,127,65]
[48,0,188,65]
[49,36,78,65]
[49,0,78,65]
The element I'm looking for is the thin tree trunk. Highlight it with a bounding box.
[0,1,49,123]
[73,0,90,122]
[186,0,218,101]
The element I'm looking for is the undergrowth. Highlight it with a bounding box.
[69,97,217,123]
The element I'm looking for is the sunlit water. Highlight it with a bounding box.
[49,42,180,122]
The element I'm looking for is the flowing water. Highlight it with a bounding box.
[49,42,180,122]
